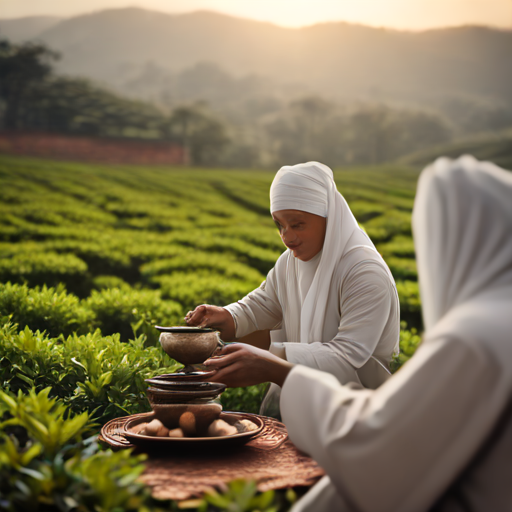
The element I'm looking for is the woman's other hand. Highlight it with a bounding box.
[204,343,294,388]
[185,305,236,341]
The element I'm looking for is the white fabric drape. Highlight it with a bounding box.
[280,156,512,512]
[225,162,400,389]
[269,162,398,352]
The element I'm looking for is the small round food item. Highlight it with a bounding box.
[145,419,169,437]
[234,419,258,433]
[207,419,238,437]
[179,411,197,436]
[168,428,185,438]
[130,422,148,434]
[156,424,170,437]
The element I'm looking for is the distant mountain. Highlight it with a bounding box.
[2,8,512,107]
[0,15,62,43]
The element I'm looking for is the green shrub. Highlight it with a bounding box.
[155,271,258,311]
[92,274,130,290]
[396,280,423,330]
[141,252,264,283]
[197,479,288,512]
[0,387,153,512]
[377,235,416,258]
[45,239,133,280]
[348,200,388,223]
[363,210,412,243]
[221,383,269,414]
[0,323,180,422]
[391,322,423,372]
[85,287,183,343]
[0,282,94,338]
[0,251,90,295]
[385,257,417,280]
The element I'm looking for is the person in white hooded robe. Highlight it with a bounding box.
[243,155,512,511]
[186,161,400,416]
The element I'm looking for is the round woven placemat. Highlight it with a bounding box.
[100,412,325,500]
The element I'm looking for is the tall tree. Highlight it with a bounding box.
[165,104,230,165]
[0,40,58,129]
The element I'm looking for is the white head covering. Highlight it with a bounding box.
[270,162,395,345]
[413,155,512,331]
[270,164,329,217]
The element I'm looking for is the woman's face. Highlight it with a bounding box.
[272,209,327,261]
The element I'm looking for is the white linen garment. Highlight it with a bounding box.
[281,155,512,512]
[224,162,400,389]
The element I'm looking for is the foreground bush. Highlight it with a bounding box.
[0,387,153,512]
[0,388,290,511]
[0,323,179,422]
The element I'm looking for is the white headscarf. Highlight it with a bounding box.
[270,161,394,345]
[413,155,512,331]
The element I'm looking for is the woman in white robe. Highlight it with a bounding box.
[275,155,512,511]
[187,161,399,415]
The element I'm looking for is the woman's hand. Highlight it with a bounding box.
[204,343,294,388]
[185,304,236,341]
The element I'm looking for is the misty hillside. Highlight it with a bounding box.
[0,15,62,43]
[2,7,511,109]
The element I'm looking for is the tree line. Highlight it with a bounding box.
[0,39,475,167]
[0,40,229,166]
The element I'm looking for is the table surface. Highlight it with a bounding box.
[100,412,325,500]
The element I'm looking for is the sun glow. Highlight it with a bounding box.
[1,0,511,30]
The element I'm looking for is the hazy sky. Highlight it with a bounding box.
[1,0,512,30]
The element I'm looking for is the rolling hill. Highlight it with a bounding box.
[2,8,511,108]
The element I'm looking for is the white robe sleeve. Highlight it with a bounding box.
[281,334,506,512]
[223,267,282,339]
[285,261,394,381]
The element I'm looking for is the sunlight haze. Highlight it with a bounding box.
[1,0,511,30]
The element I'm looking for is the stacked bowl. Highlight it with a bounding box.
[145,374,226,436]
[146,326,226,436]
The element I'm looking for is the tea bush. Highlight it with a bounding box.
[155,272,260,311]
[0,281,184,344]
[0,251,90,294]
[0,387,169,512]
[0,282,94,338]
[92,274,131,290]
[0,322,180,421]
[85,287,183,344]
[363,210,412,243]
[385,257,418,280]
[395,280,422,330]
[140,252,264,283]
[391,322,423,372]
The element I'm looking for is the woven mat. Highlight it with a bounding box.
[100,412,325,500]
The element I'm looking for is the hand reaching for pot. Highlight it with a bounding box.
[203,343,294,388]
[185,304,236,341]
